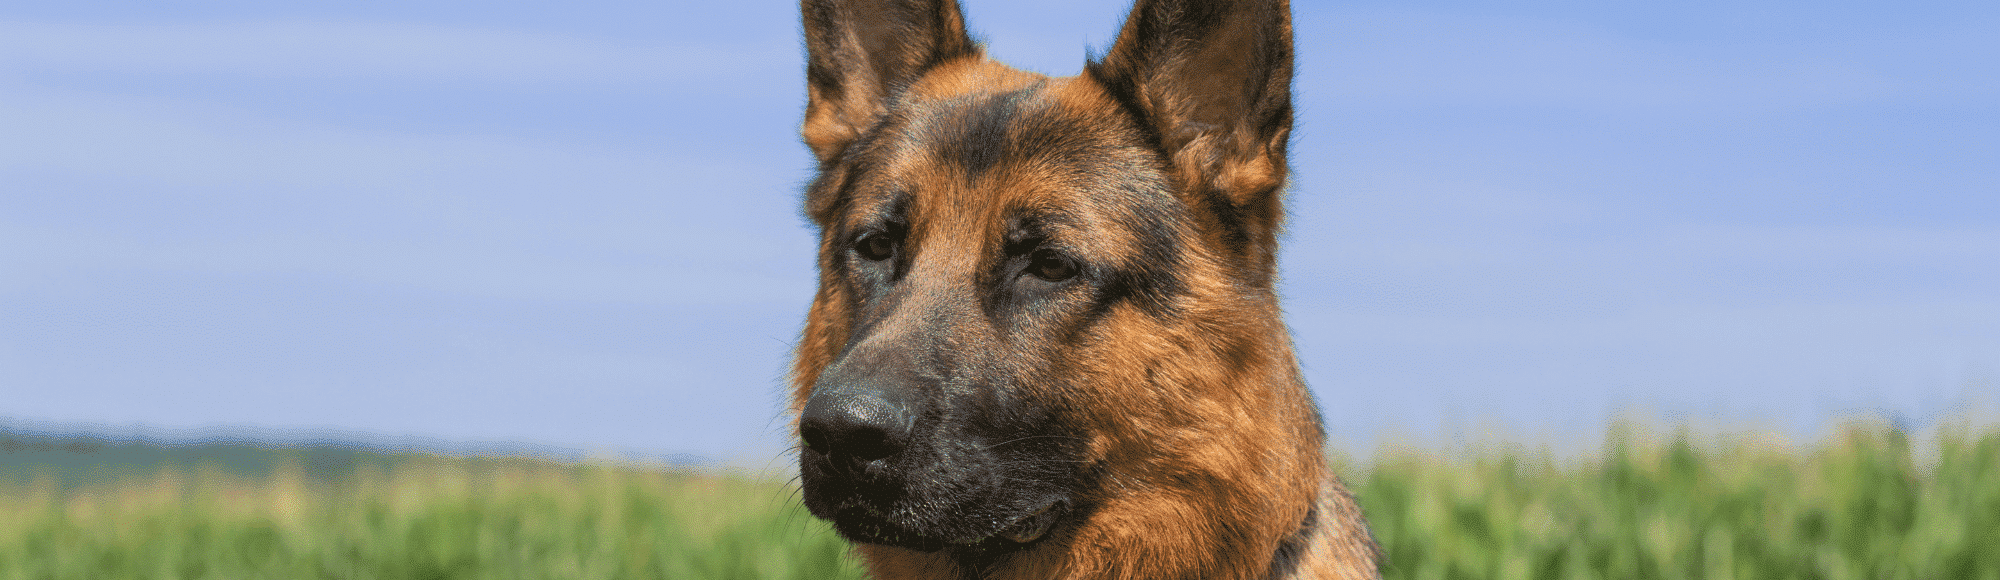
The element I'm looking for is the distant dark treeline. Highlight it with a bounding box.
[0,429,406,489]
[0,420,707,490]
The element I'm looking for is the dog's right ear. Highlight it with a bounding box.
[1091,0,1293,283]
[800,0,977,168]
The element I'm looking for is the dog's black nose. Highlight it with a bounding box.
[800,384,913,465]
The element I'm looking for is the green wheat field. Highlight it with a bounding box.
[3,418,1996,580]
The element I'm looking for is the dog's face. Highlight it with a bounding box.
[798,62,1189,551]
[794,0,1301,566]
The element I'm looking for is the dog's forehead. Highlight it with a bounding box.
[903,61,1143,177]
[845,61,1168,234]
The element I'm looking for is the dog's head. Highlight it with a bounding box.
[791,0,1307,562]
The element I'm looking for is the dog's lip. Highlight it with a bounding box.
[990,499,1065,544]
[830,503,950,551]
[822,495,1069,550]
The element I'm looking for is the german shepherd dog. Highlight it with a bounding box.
[791,0,1381,578]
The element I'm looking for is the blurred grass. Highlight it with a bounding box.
[2,418,1995,579]
[1354,419,2000,580]
[0,456,863,580]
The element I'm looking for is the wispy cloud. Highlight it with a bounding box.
[1286,177,2000,315]
[0,82,813,305]
[0,19,789,85]
[1303,10,1996,111]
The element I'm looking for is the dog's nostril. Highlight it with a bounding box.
[800,422,833,455]
[839,424,898,462]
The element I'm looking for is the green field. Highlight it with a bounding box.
[3,419,1995,580]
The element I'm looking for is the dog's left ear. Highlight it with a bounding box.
[1091,0,1293,279]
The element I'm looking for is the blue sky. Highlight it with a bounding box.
[3,0,1995,462]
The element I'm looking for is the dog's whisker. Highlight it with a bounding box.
[978,434,1087,451]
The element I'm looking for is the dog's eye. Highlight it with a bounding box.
[1027,249,1077,281]
[855,232,897,261]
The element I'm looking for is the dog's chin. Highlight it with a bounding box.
[825,498,1068,553]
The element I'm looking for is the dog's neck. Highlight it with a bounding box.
[863,482,1379,580]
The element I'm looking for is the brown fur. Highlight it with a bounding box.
[790,1,1381,578]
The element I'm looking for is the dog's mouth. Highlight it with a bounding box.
[827,503,948,551]
[825,497,1068,551]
